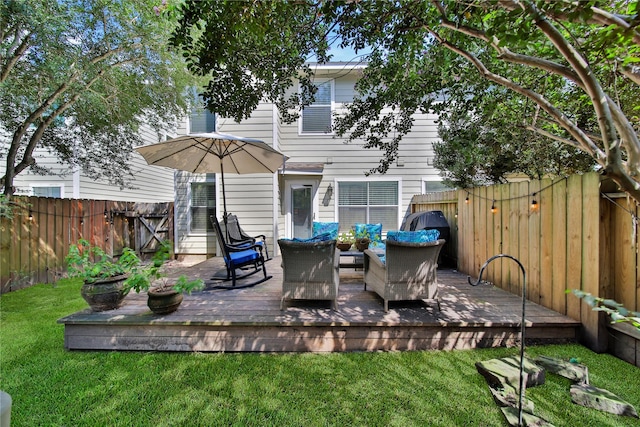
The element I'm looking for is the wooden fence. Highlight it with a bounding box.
[411,172,639,363]
[0,196,173,293]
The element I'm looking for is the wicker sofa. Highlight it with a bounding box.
[277,239,340,310]
[363,239,446,312]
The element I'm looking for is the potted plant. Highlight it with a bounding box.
[123,241,204,314]
[337,230,355,251]
[354,228,371,252]
[65,239,139,311]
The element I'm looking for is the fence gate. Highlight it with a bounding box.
[132,203,174,257]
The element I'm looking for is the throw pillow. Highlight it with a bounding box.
[386,229,440,243]
[312,222,339,240]
[354,223,383,243]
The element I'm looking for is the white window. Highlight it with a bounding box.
[337,180,400,231]
[190,178,216,232]
[190,108,216,133]
[300,79,333,134]
[422,178,456,194]
[189,90,216,133]
[31,185,63,198]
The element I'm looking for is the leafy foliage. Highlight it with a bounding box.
[170,0,331,124]
[123,240,204,294]
[568,289,640,330]
[0,0,197,195]
[171,0,640,201]
[338,229,355,244]
[65,239,139,283]
[434,93,596,188]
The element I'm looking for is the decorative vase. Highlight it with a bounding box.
[355,238,370,252]
[147,289,183,314]
[80,274,129,311]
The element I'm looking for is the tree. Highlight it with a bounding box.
[171,0,640,202]
[434,86,596,188]
[0,0,197,196]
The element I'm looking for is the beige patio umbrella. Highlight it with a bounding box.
[135,132,288,222]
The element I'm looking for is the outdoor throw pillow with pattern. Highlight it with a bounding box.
[354,223,383,244]
[386,229,440,243]
[312,222,339,240]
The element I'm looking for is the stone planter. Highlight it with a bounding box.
[337,242,353,251]
[147,289,183,314]
[355,238,370,252]
[80,274,129,311]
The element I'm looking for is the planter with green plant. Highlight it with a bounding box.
[337,230,355,251]
[354,228,371,252]
[65,239,139,311]
[123,241,204,314]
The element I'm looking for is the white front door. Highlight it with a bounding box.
[285,179,319,239]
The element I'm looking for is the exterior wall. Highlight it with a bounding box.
[279,67,440,231]
[7,122,176,202]
[174,103,277,258]
[174,64,443,258]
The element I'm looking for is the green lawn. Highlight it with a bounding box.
[1,280,639,427]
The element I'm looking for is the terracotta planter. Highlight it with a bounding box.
[147,289,183,314]
[355,238,370,252]
[80,274,129,312]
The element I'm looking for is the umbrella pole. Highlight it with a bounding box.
[220,162,229,242]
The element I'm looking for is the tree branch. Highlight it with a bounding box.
[520,0,640,172]
[426,24,604,161]
[0,30,32,82]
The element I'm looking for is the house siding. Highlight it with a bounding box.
[174,103,277,257]
[174,65,442,258]
[280,70,440,229]
[7,122,176,202]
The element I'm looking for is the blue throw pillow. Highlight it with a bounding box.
[386,229,440,243]
[354,223,383,243]
[312,222,339,240]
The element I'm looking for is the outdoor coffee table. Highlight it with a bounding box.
[338,248,384,269]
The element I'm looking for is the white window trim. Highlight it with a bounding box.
[29,183,64,198]
[333,177,403,230]
[421,176,455,194]
[298,78,335,136]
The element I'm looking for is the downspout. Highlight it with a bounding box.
[72,141,80,198]
[72,167,80,198]
[272,102,279,257]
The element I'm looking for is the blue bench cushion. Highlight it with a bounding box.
[225,248,262,266]
[354,223,383,243]
[312,222,339,240]
[386,229,440,243]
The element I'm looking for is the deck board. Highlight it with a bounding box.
[58,256,580,352]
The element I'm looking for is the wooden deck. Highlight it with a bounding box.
[58,256,580,353]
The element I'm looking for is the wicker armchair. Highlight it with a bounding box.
[363,239,446,312]
[277,239,340,310]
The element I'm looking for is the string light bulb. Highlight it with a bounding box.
[28,210,34,220]
[491,201,498,214]
[465,196,470,204]
[531,199,538,210]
